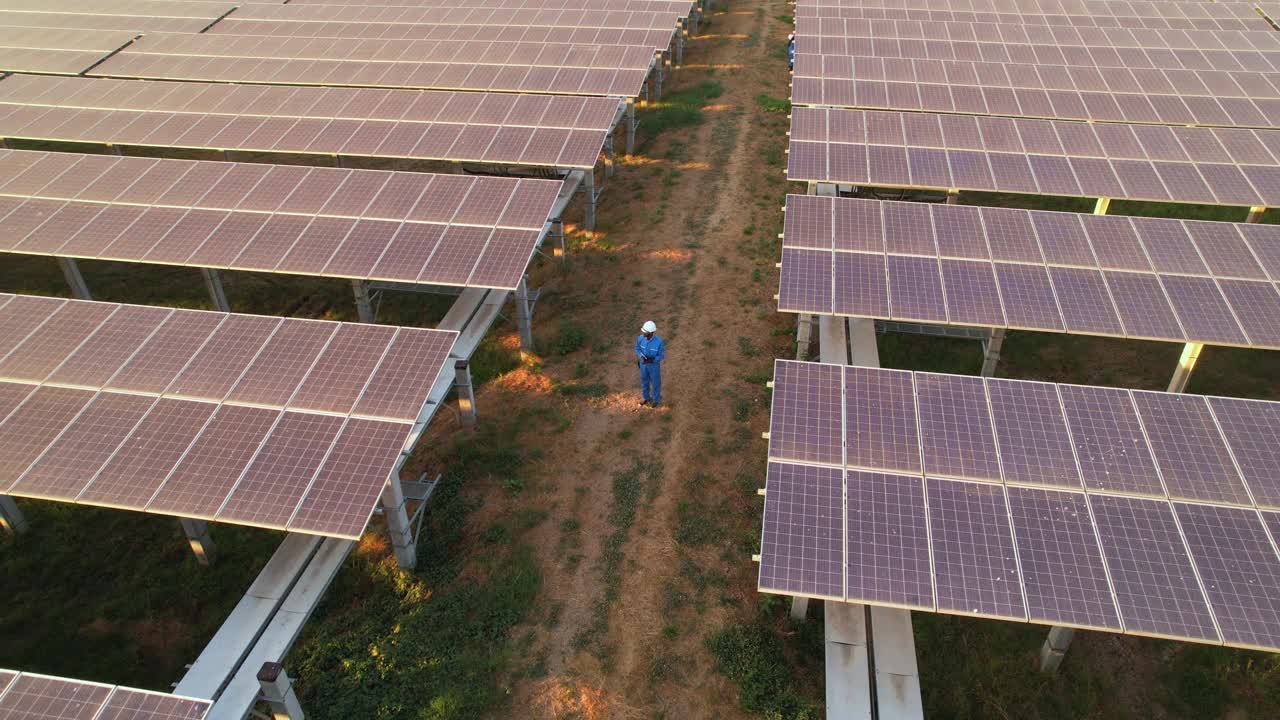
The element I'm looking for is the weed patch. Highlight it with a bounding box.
[755,94,791,113]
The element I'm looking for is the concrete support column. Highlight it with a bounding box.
[1039,626,1076,673]
[454,360,477,429]
[380,480,416,569]
[352,280,375,324]
[790,596,809,621]
[0,496,28,534]
[1247,206,1266,223]
[794,314,815,360]
[201,268,230,312]
[1167,342,1203,393]
[256,663,305,720]
[58,257,92,300]
[514,275,534,351]
[625,100,637,156]
[583,167,597,231]
[179,518,217,566]
[981,328,1005,377]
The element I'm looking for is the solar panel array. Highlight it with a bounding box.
[0,670,210,720]
[89,32,657,98]
[209,20,676,50]
[779,195,1280,348]
[761,360,1280,651]
[0,75,622,169]
[0,149,564,291]
[0,11,220,34]
[0,27,139,76]
[791,54,1280,128]
[794,5,1271,31]
[0,293,457,539]
[787,108,1280,206]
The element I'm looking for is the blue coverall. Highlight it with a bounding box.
[788,39,795,69]
[635,333,665,405]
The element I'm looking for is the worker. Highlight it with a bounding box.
[635,320,665,407]
[788,33,795,70]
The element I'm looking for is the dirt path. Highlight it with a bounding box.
[433,1,797,717]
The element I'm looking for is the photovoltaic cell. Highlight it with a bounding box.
[845,469,933,609]
[78,398,216,509]
[1207,397,1280,509]
[758,461,845,600]
[926,478,1026,620]
[352,329,454,422]
[0,674,113,720]
[915,372,1001,481]
[833,251,889,317]
[1006,486,1121,629]
[844,366,920,474]
[1090,494,1219,643]
[1058,385,1164,496]
[164,315,281,401]
[95,687,210,720]
[1175,503,1280,650]
[288,418,408,539]
[226,320,336,408]
[887,254,947,322]
[778,248,833,314]
[217,412,345,529]
[289,324,398,415]
[146,405,279,519]
[106,311,224,394]
[0,386,93,492]
[1131,391,1251,506]
[768,360,843,466]
[45,305,173,389]
[986,379,1081,488]
[0,302,114,382]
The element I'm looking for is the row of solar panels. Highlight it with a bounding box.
[0,669,210,720]
[0,294,458,539]
[762,361,1280,651]
[795,6,1269,32]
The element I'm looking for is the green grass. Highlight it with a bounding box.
[549,320,588,356]
[707,621,821,719]
[755,94,791,114]
[639,80,725,139]
[0,503,277,689]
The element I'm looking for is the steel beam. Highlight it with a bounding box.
[514,275,534,351]
[58,257,92,300]
[0,496,28,534]
[352,280,375,323]
[1039,626,1076,673]
[180,518,217,566]
[257,663,305,720]
[1167,342,1203,393]
[454,360,477,429]
[201,268,230,312]
[981,328,1005,377]
[380,480,416,569]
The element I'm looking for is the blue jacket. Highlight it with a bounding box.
[788,40,795,66]
[635,334,665,364]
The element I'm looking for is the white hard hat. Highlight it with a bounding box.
[642,320,657,333]
[788,33,795,40]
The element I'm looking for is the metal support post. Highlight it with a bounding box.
[1038,626,1076,673]
[676,23,686,65]
[1167,342,1203,393]
[351,280,375,323]
[655,59,664,101]
[551,219,566,260]
[380,480,416,569]
[946,189,959,204]
[790,596,809,621]
[514,275,534,351]
[603,134,615,178]
[1247,206,1266,223]
[109,144,123,156]
[647,72,656,106]
[454,360,477,429]
[201,268,230,312]
[1093,197,1111,215]
[180,518,217,566]
[583,166,597,231]
[256,663,305,720]
[58,257,92,300]
[980,328,1005,377]
[0,496,28,534]
[625,99,636,156]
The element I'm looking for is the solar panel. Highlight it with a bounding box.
[767,359,843,466]
[1089,494,1220,643]
[779,195,1278,350]
[0,670,209,720]
[0,75,619,167]
[986,378,1081,489]
[87,33,656,99]
[926,478,1026,620]
[760,362,1280,649]
[0,149,563,292]
[788,108,1280,205]
[844,365,921,474]
[845,469,934,609]
[758,461,845,600]
[0,27,141,76]
[0,295,457,539]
